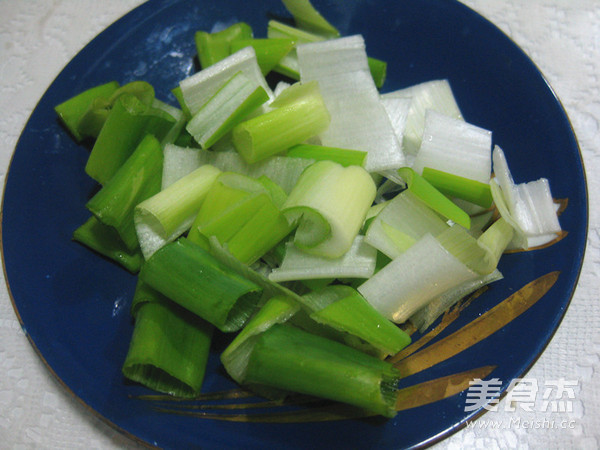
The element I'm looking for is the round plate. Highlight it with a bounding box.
[1,0,587,448]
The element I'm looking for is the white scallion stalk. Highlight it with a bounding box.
[268,235,377,282]
[409,269,504,332]
[412,109,492,184]
[380,96,411,155]
[382,79,463,155]
[161,143,314,194]
[491,146,561,249]
[365,189,449,259]
[357,233,479,324]
[179,47,273,115]
[134,165,221,259]
[185,71,269,149]
[296,35,405,172]
[283,160,376,258]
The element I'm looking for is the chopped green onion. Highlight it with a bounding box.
[236,323,401,417]
[358,233,478,324]
[189,172,293,265]
[232,80,330,164]
[281,0,340,38]
[72,216,142,273]
[381,79,463,155]
[286,143,367,167]
[85,93,175,185]
[303,285,411,356]
[85,134,163,251]
[139,238,263,332]
[269,236,376,282]
[491,146,561,249]
[409,269,504,332]
[161,143,314,194]
[229,38,295,75]
[397,167,471,229]
[134,164,221,259]
[54,81,120,141]
[122,300,213,397]
[186,71,269,149]
[296,35,404,172]
[413,110,492,185]
[283,160,376,258]
[195,22,253,69]
[267,20,387,88]
[365,189,448,259]
[180,47,272,116]
[221,295,301,383]
[422,167,493,208]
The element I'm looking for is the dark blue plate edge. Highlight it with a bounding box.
[0,0,589,448]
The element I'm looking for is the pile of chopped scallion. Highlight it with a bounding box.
[55,0,562,419]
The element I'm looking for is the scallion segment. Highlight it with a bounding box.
[421,167,493,208]
[229,38,295,76]
[232,80,330,164]
[358,233,478,324]
[195,22,254,69]
[85,134,163,251]
[140,238,263,332]
[397,167,471,229]
[186,71,269,149]
[303,285,411,356]
[234,323,401,418]
[134,164,221,259]
[54,81,120,141]
[85,93,175,185]
[188,172,293,265]
[283,160,376,258]
[122,300,213,397]
[72,216,143,273]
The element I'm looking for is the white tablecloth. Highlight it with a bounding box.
[1,1,598,448]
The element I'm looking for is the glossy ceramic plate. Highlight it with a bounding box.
[2,0,588,448]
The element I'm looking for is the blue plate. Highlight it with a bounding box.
[2,0,587,448]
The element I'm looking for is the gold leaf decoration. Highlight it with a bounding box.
[394,271,560,376]
[395,365,496,411]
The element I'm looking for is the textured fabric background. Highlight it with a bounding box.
[1,1,598,448]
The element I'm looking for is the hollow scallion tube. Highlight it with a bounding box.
[195,22,253,69]
[239,323,401,417]
[134,164,221,259]
[139,238,263,332]
[282,160,376,258]
[231,80,330,164]
[188,172,292,264]
[122,299,213,397]
[186,71,269,149]
[72,216,143,273]
[54,81,120,141]
[85,94,175,185]
[86,134,163,251]
[79,80,156,141]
